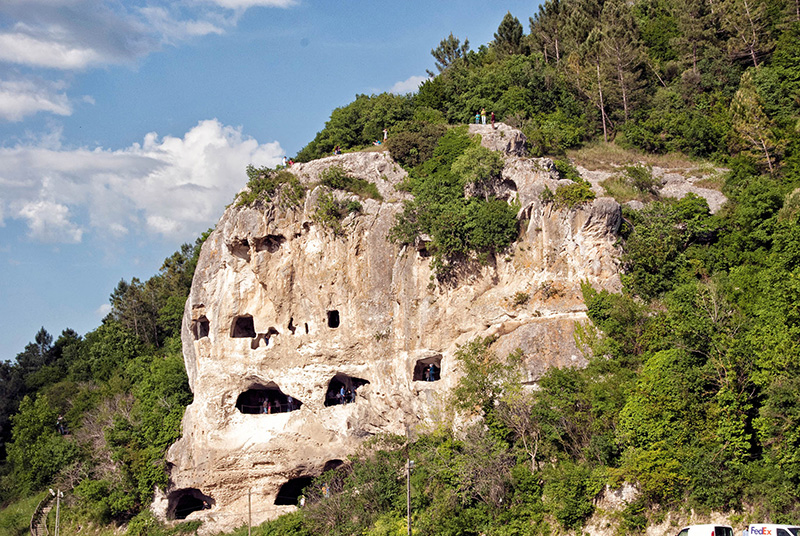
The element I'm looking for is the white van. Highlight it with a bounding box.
[676,525,734,536]
[744,525,800,536]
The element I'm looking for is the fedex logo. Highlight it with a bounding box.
[751,528,772,535]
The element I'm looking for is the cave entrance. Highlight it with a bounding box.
[192,316,209,340]
[231,315,256,338]
[324,374,369,406]
[167,488,214,520]
[274,476,314,506]
[413,356,442,382]
[236,383,302,414]
[327,310,340,328]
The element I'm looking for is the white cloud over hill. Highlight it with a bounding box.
[0,119,283,243]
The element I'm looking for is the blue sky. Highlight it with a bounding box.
[0,0,540,361]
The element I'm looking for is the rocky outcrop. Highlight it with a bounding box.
[159,126,622,534]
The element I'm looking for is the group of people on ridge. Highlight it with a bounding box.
[475,108,496,128]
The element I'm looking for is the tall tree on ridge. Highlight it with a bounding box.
[428,33,470,77]
[718,0,774,67]
[530,0,567,66]
[494,12,528,56]
[601,0,646,122]
[730,70,781,174]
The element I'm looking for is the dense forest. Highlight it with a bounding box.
[2,0,800,534]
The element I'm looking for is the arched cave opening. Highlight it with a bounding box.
[236,383,302,414]
[255,234,286,253]
[323,459,344,472]
[192,316,209,340]
[167,488,214,520]
[413,356,442,382]
[230,238,251,261]
[274,476,314,506]
[324,374,369,407]
[327,310,340,328]
[231,315,256,338]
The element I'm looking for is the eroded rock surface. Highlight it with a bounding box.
[160,126,622,534]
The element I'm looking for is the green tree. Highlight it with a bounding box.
[493,12,527,56]
[428,33,470,76]
[6,394,78,496]
[730,70,781,174]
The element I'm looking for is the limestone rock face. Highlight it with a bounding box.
[160,126,622,534]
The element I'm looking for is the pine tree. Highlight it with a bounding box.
[730,70,781,174]
[601,0,646,122]
[428,33,470,76]
[718,0,774,67]
[530,0,567,65]
[672,0,719,75]
[494,12,527,56]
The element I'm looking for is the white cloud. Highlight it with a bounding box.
[0,119,284,244]
[0,78,71,121]
[18,199,83,243]
[208,0,298,9]
[0,31,105,70]
[95,303,112,317]
[140,7,225,44]
[389,75,429,95]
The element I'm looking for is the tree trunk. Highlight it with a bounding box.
[617,62,630,122]
[596,60,608,142]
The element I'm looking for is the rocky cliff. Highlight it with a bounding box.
[157,124,623,534]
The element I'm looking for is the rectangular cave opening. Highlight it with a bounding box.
[192,316,209,340]
[231,315,256,338]
[413,356,442,382]
[327,310,340,328]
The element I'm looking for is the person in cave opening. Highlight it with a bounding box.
[426,363,437,381]
[338,385,346,405]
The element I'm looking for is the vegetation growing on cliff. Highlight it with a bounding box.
[237,166,305,208]
[1,0,799,534]
[389,127,519,278]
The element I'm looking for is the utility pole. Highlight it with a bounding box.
[405,425,413,536]
[49,489,63,536]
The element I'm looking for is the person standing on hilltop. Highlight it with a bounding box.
[481,108,486,125]
[491,112,495,129]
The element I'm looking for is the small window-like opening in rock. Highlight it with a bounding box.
[274,476,314,506]
[413,356,443,382]
[324,374,369,407]
[288,317,296,335]
[323,459,344,472]
[305,322,309,334]
[255,234,286,253]
[236,384,303,414]
[502,179,518,192]
[327,310,340,328]
[267,326,279,336]
[418,247,430,258]
[230,238,251,261]
[192,316,209,340]
[167,488,214,520]
[251,334,267,350]
[231,315,256,338]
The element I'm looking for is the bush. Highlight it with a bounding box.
[553,182,596,208]
[237,166,305,207]
[313,192,362,236]
[319,166,382,201]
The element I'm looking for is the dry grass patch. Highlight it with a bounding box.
[567,141,716,178]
